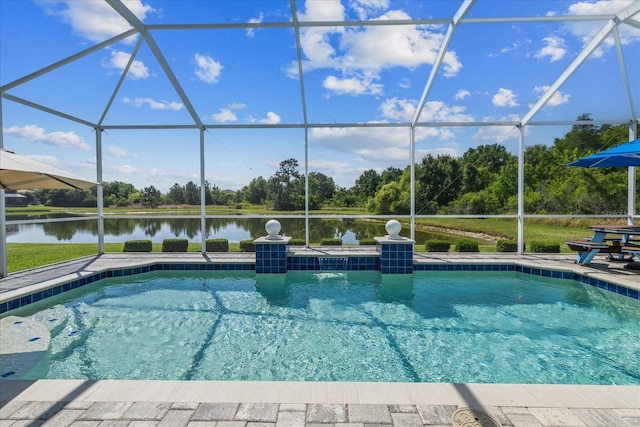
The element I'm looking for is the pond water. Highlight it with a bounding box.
[6,217,481,245]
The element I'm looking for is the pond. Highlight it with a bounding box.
[5,216,487,245]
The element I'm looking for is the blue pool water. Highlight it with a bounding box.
[2,270,639,384]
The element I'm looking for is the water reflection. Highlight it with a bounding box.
[6,216,473,245]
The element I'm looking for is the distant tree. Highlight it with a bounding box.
[326,187,357,207]
[103,181,136,207]
[445,189,500,215]
[266,158,300,210]
[140,185,162,208]
[210,183,233,205]
[367,170,410,214]
[415,154,463,214]
[203,181,214,205]
[460,144,513,194]
[167,183,185,204]
[184,181,200,205]
[308,172,336,207]
[353,169,381,203]
[244,176,268,204]
[34,189,95,207]
[380,166,404,185]
[553,113,602,156]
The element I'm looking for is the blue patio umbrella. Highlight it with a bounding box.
[565,138,640,168]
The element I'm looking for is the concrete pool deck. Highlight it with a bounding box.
[1,252,639,426]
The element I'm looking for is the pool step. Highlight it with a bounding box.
[0,315,50,378]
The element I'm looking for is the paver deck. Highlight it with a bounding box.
[1,252,639,426]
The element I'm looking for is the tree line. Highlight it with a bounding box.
[28,116,637,215]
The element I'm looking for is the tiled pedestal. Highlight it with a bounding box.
[375,236,415,274]
[254,236,292,273]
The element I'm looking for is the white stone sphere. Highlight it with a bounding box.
[265,219,281,237]
[385,219,402,237]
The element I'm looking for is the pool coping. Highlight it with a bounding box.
[1,378,639,409]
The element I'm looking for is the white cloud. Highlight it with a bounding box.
[323,75,383,95]
[211,108,238,122]
[123,97,183,111]
[4,124,91,151]
[488,41,522,58]
[210,103,248,122]
[533,85,571,106]
[246,13,263,37]
[472,114,524,142]
[398,78,411,89]
[107,145,137,157]
[310,126,410,163]
[564,0,639,56]
[472,126,520,142]
[194,53,223,83]
[39,0,154,44]
[418,100,475,123]
[380,98,417,121]
[291,2,462,95]
[102,50,149,79]
[380,98,474,124]
[227,102,247,110]
[454,89,471,100]
[298,0,346,21]
[308,159,354,176]
[308,110,459,167]
[259,112,282,124]
[492,88,519,107]
[339,10,461,75]
[349,0,390,20]
[415,127,455,141]
[535,36,567,62]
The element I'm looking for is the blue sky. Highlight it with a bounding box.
[1,0,639,193]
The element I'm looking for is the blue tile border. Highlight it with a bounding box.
[1,260,637,314]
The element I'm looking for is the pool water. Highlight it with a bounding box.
[2,270,639,384]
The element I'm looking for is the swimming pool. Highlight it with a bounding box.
[1,270,639,384]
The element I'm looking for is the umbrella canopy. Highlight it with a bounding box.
[565,138,640,168]
[0,149,97,190]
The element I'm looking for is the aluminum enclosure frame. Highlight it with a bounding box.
[1,0,640,277]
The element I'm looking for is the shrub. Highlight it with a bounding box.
[358,238,377,246]
[496,240,522,252]
[320,238,342,246]
[529,241,560,253]
[455,239,479,252]
[289,239,306,246]
[206,238,228,252]
[162,238,189,252]
[123,240,152,252]
[424,239,451,252]
[239,240,255,252]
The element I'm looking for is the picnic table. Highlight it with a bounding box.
[566,224,640,265]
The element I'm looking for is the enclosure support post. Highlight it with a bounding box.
[96,128,104,254]
[0,188,5,278]
[410,127,415,242]
[0,96,6,277]
[200,128,207,254]
[304,127,309,247]
[517,125,525,254]
[629,122,637,225]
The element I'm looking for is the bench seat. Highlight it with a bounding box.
[621,245,640,254]
[566,239,610,251]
